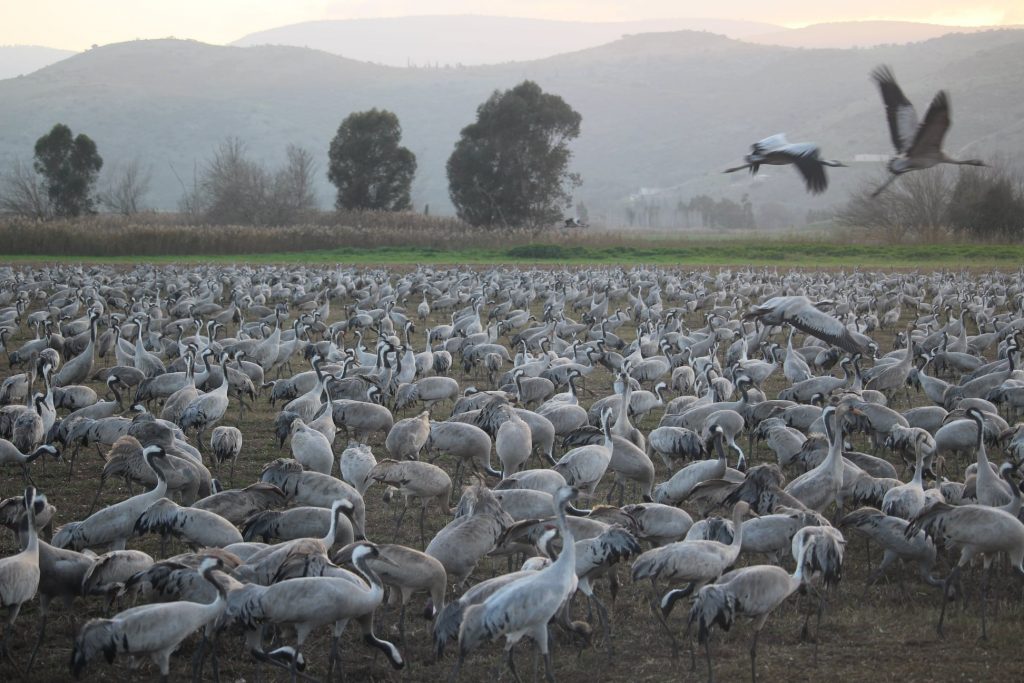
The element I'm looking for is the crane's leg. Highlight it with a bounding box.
[26,600,48,673]
[209,633,221,683]
[392,502,408,542]
[703,633,715,683]
[937,565,962,637]
[979,563,992,641]
[723,163,751,174]
[535,625,556,683]
[86,474,107,516]
[799,589,812,642]
[813,589,828,666]
[651,580,680,658]
[2,604,22,670]
[447,653,464,683]
[191,632,208,682]
[505,645,522,683]
[593,595,613,656]
[749,628,760,683]
[327,634,340,680]
[870,174,898,198]
[682,618,697,671]
[399,602,408,658]
[67,443,79,480]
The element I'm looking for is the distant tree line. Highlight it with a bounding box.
[0,79,582,230]
[4,88,1019,241]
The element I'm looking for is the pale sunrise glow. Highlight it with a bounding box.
[2,0,1022,51]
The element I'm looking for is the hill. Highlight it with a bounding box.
[1,30,1022,223]
[746,20,1021,48]
[232,15,779,66]
[0,45,76,80]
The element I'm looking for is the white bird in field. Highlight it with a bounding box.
[870,65,986,197]
[725,134,845,194]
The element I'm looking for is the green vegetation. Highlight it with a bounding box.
[328,109,417,211]
[33,123,103,217]
[447,80,581,229]
[4,240,1023,267]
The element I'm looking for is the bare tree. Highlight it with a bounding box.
[837,169,951,243]
[200,137,268,224]
[184,138,319,226]
[98,158,152,215]
[0,158,51,219]
[267,144,318,224]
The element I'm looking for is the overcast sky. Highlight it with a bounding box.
[5,0,1023,51]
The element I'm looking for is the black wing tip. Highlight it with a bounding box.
[931,90,950,109]
[871,65,896,84]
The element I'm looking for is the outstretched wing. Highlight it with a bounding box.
[907,91,951,158]
[872,66,918,154]
[752,134,790,154]
[787,306,874,356]
[782,143,828,194]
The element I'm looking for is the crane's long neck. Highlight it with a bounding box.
[824,410,844,482]
[322,502,342,547]
[729,503,745,550]
[552,500,576,577]
[911,440,925,489]
[974,418,990,471]
[199,565,228,615]
[901,326,915,367]
[24,498,39,557]
[352,551,385,599]
[215,360,230,394]
[618,378,631,424]
[149,458,169,499]
[791,534,810,588]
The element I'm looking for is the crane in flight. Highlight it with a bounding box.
[870,65,986,197]
[724,134,845,195]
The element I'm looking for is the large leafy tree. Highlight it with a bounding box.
[33,123,103,217]
[327,109,417,211]
[447,80,582,229]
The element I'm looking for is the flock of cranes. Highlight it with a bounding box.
[725,65,986,196]
[1,263,1024,682]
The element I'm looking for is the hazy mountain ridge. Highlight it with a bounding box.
[746,21,1024,49]
[1,30,1022,222]
[231,15,780,66]
[0,45,76,80]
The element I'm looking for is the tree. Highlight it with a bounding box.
[837,170,951,243]
[327,109,416,211]
[178,138,318,225]
[266,145,319,225]
[946,165,1024,241]
[33,123,103,217]
[98,158,152,216]
[0,159,51,219]
[447,80,582,229]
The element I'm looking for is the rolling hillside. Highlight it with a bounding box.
[1,30,1022,222]
[746,21,1022,49]
[232,15,779,66]
[0,45,76,80]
